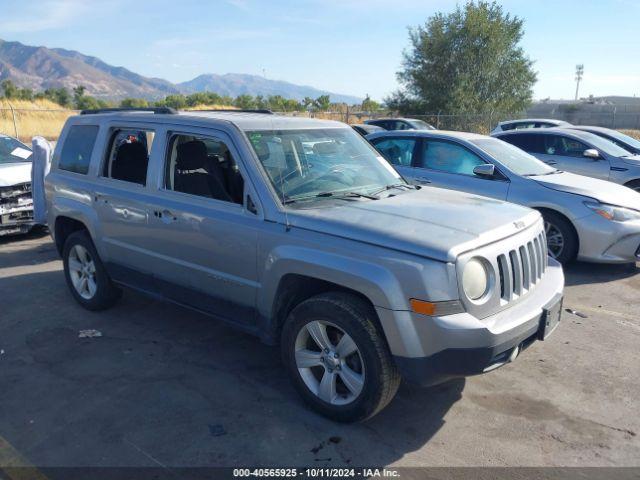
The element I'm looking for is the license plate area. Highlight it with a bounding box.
[539,294,563,340]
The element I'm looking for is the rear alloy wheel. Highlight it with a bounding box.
[63,230,122,310]
[282,292,400,422]
[541,211,578,264]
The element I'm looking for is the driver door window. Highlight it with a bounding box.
[420,140,485,175]
[164,134,244,204]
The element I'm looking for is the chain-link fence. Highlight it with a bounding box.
[0,107,77,142]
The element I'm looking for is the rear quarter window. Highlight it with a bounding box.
[59,125,99,174]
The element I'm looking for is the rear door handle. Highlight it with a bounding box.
[544,161,558,166]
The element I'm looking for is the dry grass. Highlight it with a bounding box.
[0,99,75,142]
[184,104,238,111]
[620,129,640,141]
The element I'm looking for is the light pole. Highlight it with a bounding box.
[575,64,584,101]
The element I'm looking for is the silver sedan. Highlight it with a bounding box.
[367,130,640,264]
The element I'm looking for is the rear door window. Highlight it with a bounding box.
[102,128,155,185]
[372,138,418,166]
[59,125,99,174]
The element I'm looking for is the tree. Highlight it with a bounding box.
[314,95,331,111]
[234,94,256,110]
[120,97,149,108]
[388,1,536,114]
[1,80,18,99]
[361,94,380,112]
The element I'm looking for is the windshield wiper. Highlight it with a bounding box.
[369,183,417,196]
[316,191,379,200]
[283,191,378,204]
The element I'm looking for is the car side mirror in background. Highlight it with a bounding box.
[473,164,496,177]
[583,148,600,159]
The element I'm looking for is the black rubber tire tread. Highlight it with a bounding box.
[540,210,579,264]
[281,291,400,422]
[624,179,640,192]
[62,230,122,311]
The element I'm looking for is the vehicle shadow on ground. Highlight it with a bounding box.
[0,229,58,269]
[0,268,464,467]
[563,261,638,287]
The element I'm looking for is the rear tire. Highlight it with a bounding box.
[541,211,578,264]
[63,230,121,311]
[281,292,400,422]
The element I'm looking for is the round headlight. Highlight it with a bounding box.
[462,258,489,300]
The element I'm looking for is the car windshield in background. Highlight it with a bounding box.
[601,130,640,151]
[0,137,32,164]
[247,128,404,204]
[577,132,634,157]
[472,137,556,176]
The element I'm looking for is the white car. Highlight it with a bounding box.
[0,134,34,236]
[491,118,571,135]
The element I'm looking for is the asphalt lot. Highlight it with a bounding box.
[0,230,639,468]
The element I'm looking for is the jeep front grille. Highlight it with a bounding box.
[496,230,547,302]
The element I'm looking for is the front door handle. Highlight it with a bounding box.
[154,209,177,224]
[544,161,558,166]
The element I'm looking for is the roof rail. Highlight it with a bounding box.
[188,109,274,115]
[80,107,178,115]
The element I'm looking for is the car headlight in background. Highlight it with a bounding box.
[584,201,640,222]
[462,257,490,300]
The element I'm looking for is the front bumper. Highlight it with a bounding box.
[0,203,35,236]
[574,213,640,264]
[376,259,564,386]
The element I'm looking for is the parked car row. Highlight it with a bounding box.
[367,129,640,264]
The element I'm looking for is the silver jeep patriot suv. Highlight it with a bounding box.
[46,108,564,422]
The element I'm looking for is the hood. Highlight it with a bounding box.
[532,171,640,210]
[0,162,32,187]
[287,187,540,262]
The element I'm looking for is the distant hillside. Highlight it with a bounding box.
[0,39,178,100]
[0,39,362,104]
[179,73,362,104]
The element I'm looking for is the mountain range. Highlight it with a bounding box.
[0,39,362,104]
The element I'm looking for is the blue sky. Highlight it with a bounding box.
[1,0,639,101]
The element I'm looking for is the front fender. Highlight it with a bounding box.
[258,245,406,319]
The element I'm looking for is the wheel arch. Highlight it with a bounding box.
[257,247,405,345]
[532,206,580,256]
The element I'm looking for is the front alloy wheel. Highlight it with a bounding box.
[68,244,98,300]
[295,320,365,405]
[545,220,565,260]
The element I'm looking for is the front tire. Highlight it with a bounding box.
[624,179,640,193]
[281,292,400,422]
[541,211,578,264]
[63,230,121,311]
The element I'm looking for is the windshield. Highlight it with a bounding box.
[247,128,404,204]
[0,137,32,164]
[408,119,434,130]
[578,132,633,157]
[597,130,640,152]
[471,138,556,176]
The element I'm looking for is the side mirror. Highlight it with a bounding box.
[473,164,496,177]
[583,148,600,159]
